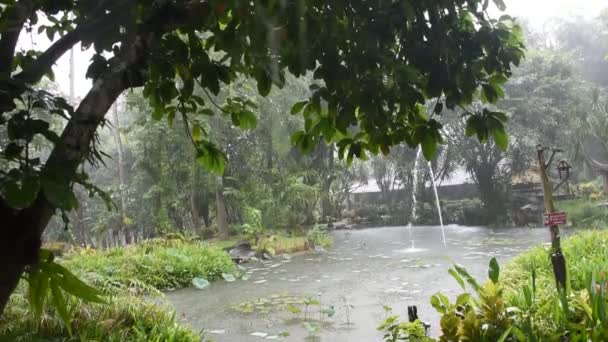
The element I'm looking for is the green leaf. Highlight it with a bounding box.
[430,293,449,314]
[1,174,40,209]
[191,277,210,289]
[488,257,500,283]
[453,264,480,292]
[286,303,301,314]
[192,124,201,142]
[196,142,225,175]
[222,273,236,282]
[27,269,49,325]
[256,69,272,97]
[290,101,308,115]
[233,110,257,129]
[448,268,465,290]
[45,262,105,303]
[456,293,471,306]
[496,326,512,342]
[421,134,437,160]
[493,0,507,11]
[491,126,508,151]
[50,277,72,336]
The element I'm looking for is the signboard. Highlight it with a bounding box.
[544,212,567,226]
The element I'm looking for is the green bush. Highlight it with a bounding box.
[0,290,201,342]
[427,230,608,341]
[64,238,235,294]
[557,199,608,227]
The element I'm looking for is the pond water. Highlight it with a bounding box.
[164,225,556,341]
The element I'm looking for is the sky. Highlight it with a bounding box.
[18,0,608,101]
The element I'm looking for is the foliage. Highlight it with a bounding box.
[0,291,201,342]
[557,198,608,227]
[429,231,608,341]
[431,258,513,341]
[63,239,235,294]
[573,180,606,201]
[377,307,432,342]
[24,249,106,336]
[240,206,265,243]
[306,225,334,249]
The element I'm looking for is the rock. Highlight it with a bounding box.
[229,242,257,264]
[262,252,273,260]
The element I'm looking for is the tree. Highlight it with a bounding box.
[0,0,524,314]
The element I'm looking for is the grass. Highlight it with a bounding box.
[63,238,236,294]
[0,238,236,341]
[501,229,608,337]
[0,289,201,342]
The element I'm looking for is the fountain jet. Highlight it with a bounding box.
[428,161,447,247]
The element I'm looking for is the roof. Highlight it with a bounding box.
[351,167,472,194]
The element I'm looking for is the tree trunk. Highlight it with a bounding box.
[215,176,229,238]
[0,50,128,315]
[0,0,214,319]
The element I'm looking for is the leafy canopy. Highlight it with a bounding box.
[0,0,523,212]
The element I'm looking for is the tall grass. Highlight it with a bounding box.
[502,230,608,337]
[1,238,236,341]
[0,290,201,341]
[64,238,236,294]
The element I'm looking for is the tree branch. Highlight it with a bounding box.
[0,0,35,76]
[14,3,132,85]
[23,0,214,233]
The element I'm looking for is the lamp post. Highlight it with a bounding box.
[536,146,568,291]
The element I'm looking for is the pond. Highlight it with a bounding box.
[164,225,555,341]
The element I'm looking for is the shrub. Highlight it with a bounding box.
[306,225,333,248]
[64,238,235,294]
[428,230,608,341]
[557,199,608,227]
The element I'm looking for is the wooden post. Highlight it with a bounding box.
[537,146,567,290]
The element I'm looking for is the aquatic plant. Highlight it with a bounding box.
[377,306,432,342]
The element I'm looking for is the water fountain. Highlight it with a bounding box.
[427,161,447,247]
[405,147,423,250]
[405,146,448,250]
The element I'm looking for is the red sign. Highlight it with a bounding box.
[544,212,567,226]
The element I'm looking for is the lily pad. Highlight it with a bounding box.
[222,273,237,282]
[192,277,210,289]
